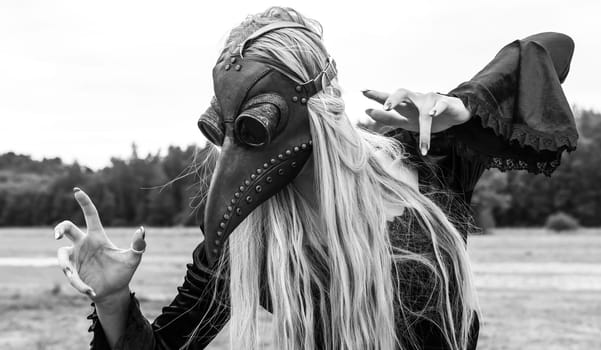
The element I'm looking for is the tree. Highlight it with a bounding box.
[471,170,511,233]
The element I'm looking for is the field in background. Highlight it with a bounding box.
[1,227,600,350]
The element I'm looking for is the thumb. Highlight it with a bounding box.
[130,226,146,255]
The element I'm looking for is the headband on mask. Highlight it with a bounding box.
[198,21,338,264]
[239,21,337,96]
[237,22,320,58]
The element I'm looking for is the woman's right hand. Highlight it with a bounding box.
[54,187,146,302]
[363,89,471,155]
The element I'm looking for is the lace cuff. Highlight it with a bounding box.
[451,81,578,154]
[452,130,563,176]
[449,95,572,176]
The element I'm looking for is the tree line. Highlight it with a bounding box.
[0,108,599,228]
[0,144,213,227]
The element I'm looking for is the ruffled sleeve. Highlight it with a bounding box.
[87,241,230,349]
[387,32,578,208]
[447,32,578,175]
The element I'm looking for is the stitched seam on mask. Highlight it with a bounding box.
[228,67,273,122]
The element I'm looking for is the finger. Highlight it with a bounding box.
[362,89,390,105]
[429,99,449,117]
[73,187,103,232]
[130,226,146,255]
[54,220,85,242]
[57,246,96,297]
[365,109,414,130]
[384,88,415,111]
[418,111,433,156]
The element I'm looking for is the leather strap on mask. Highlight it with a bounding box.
[237,21,321,58]
[236,21,337,97]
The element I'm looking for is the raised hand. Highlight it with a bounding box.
[54,187,146,301]
[363,88,471,155]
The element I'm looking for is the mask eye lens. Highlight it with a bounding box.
[198,99,224,146]
[198,118,224,146]
[235,103,280,147]
[237,115,269,146]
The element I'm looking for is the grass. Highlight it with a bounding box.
[0,227,600,349]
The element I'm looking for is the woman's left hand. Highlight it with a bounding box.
[363,88,471,155]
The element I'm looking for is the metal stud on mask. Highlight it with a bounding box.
[198,21,337,264]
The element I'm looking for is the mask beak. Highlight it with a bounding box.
[202,136,312,264]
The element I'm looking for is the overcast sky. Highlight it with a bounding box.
[1,0,599,169]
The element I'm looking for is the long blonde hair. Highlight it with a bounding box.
[199,7,478,350]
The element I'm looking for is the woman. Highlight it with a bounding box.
[53,7,576,350]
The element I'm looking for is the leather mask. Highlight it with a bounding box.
[197,22,337,264]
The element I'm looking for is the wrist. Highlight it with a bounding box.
[94,287,132,348]
[95,287,131,314]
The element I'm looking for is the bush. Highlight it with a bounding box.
[545,212,580,232]
[475,207,496,235]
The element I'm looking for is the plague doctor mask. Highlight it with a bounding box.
[197,22,338,264]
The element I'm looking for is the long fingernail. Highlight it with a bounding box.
[73,187,81,193]
[140,226,145,239]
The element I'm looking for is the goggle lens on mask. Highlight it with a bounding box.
[236,107,276,146]
[198,93,289,148]
[235,93,288,147]
[198,97,225,146]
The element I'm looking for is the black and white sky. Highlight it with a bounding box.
[2,0,599,168]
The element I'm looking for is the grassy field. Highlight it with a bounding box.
[0,227,600,349]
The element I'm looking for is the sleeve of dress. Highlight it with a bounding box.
[386,32,578,205]
[385,125,488,232]
[447,32,578,176]
[87,241,231,350]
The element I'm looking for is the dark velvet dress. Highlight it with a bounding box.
[87,32,577,350]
